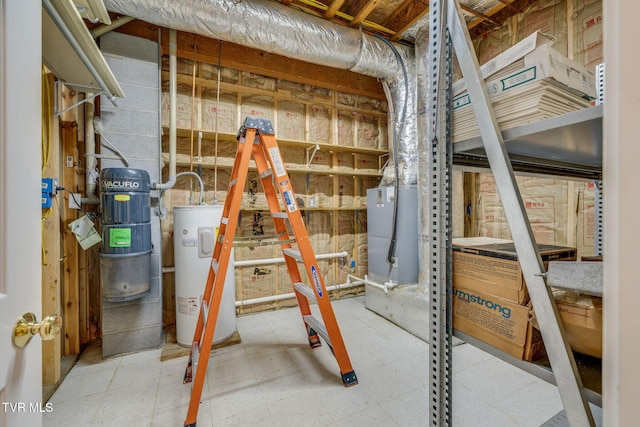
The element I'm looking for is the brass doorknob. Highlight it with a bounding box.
[13,312,62,348]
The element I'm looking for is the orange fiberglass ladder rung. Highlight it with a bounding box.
[183,116,358,427]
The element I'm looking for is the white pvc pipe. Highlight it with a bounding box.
[154,28,177,191]
[161,250,348,273]
[235,278,365,308]
[82,94,99,204]
[234,251,348,267]
[347,273,398,295]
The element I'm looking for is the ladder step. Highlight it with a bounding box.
[303,315,331,347]
[221,217,229,225]
[211,259,219,274]
[283,249,302,261]
[293,282,316,302]
[201,300,209,326]
[260,169,273,178]
[271,212,288,219]
[189,341,200,383]
[192,340,199,377]
[229,178,238,187]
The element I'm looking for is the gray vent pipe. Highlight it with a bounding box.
[104,0,418,185]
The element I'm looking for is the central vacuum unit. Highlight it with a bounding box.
[99,168,152,302]
[173,205,236,347]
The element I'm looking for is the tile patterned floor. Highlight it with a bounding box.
[45,296,564,426]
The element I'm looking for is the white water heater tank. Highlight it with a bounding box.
[174,205,236,347]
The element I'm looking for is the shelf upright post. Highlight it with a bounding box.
[427,0,453,425]
[446,0,595,425]
[594,180,603,256]
[594,64,604,257]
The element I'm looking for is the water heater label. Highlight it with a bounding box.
[109,228,131,247]
[178,296,198,315]
[181,238,197,247]
[114,194,130,202]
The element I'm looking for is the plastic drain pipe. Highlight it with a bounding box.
[162,251,348,272]
[347,273,399,295]
[153,28,177,191]
[235,277,366,308]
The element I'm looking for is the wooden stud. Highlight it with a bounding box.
[61,117,80,356]
[41,71,61,386]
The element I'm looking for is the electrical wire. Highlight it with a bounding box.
[374,34,409,265]
[42,67,55,265]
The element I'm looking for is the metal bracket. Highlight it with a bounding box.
[54,81,105,117]
[305,144,320,168]
[378,153,390,173]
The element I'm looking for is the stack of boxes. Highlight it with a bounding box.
[452,237,577,361]
[452,31,596,143]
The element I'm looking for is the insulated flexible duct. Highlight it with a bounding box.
[104,0,418,185]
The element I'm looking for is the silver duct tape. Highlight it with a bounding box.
[104,0,418,183]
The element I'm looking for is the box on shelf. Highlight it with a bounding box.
[453,287,546,361]
[470,31,555,84]
[451,31,596,143]
[452,238,577,305]
[453,43,596,103]
[536,289,602,359]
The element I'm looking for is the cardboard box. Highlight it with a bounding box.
[453,287,546,361]
[453,44,596,111]
[453,240,577,305]
[453,31,595,99]
[553,290,602,358]
[472,31,554,83]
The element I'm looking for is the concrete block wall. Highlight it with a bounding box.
[99,32,163,357]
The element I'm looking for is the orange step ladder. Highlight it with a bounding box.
[183,116,358,427]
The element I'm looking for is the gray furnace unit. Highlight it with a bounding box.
[367,186,419,285]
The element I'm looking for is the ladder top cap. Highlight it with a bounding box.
[238,116,275,138]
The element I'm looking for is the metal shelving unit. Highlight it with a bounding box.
[429,1,603,425]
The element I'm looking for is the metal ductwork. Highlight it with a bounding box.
[103,0,419,185]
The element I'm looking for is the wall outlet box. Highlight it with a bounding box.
[41,178,57,196]
[41,193,52,209]
[68,193,82,209]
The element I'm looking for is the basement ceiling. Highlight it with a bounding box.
[272,0,541,46]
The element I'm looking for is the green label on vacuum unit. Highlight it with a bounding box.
[110,228,131,247]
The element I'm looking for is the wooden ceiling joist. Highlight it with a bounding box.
[324,0,347,19]
[349,0,381,28]
[460,3,500,26]
[385,0,429,42]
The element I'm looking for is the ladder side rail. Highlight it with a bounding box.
[251,140,314,316]
[184,129,256,427]
[447,1,594,426]
[260,133,355,376]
